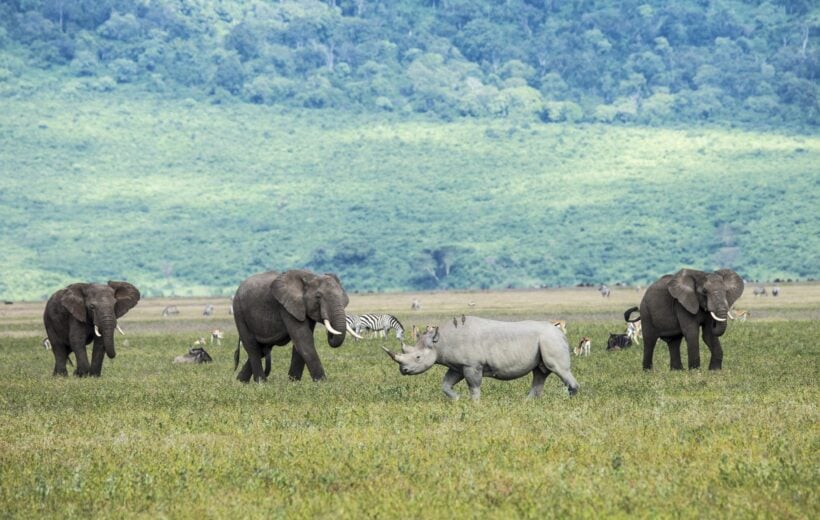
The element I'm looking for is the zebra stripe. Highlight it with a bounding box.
[358,313,404,340]
[346,315,363,337]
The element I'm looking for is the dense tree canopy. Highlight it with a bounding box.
[0,0,817,126]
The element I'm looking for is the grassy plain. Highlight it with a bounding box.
[0,286,818,518]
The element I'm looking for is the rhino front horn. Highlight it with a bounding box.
[381,346,399,362]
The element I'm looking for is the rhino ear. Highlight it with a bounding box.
[715,269,744,308]
[668,269,700,314]
[431,326,440,344]
[60,284,88,323]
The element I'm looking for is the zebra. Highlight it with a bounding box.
[345,315,364,340]
[359,313,405,340]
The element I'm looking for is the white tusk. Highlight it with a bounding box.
[710,312,727,322]
[324,319,343,335]
[94,325,102,337]
[727,311,736,320]
[116,324,125,335]
[346,324,363,339]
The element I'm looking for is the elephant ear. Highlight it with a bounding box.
[109,281,141,318]
[60,284,88,322]
[324,273,350,307]
[272,271,307,321]
[715,269,744,307]
[667,269,700,314]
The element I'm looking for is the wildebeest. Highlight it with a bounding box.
[382,317,578,400]
[771,286,780,297]
[598,284,611,298]
[753,286,767,297]
[203,304,214,316]
[606,333,632,351]
[173,347,213,364]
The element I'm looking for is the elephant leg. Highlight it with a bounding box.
[702,329,723,370]
[237,336,266,382]
[51,341,70,376]
[683,330,701,369]
[296,341,326,381]
[442,368,464,400]
[527,368,548,398]
[642,331,659,370]
[90,337,105,376]
[71,344,91,377]
[236,360,253,382]
[667,336,684,370]
[287,346,306,381]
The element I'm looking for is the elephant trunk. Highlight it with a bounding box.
[326,306,347,348]
[712,317,728,337]
[98,315,117,359]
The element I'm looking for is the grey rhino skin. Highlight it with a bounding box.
[384,316,579,400]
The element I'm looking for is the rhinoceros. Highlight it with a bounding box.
[382,316,579,400]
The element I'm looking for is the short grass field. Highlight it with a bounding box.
[1,285,817,518]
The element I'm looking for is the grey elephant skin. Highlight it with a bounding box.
[383,317,579,400]
[232,269,354,383]
[628,268,744,371]
[43,281,140,376]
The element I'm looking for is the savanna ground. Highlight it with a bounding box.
[0,285,817,518]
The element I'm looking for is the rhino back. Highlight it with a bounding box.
[436,317,561,375]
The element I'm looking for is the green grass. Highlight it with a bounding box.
[1,91,818,300]
[1,295,817,518]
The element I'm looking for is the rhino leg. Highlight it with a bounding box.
[463,366,483,400]
[442,368,463,400]
[527,368,549,398]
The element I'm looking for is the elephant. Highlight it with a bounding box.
[43,281,140,376]
[625,268,744,371]
[232,269,361,383]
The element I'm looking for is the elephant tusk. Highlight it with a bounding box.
[727,311,736,320]
[381,346,399,362]
[324,319,343,335]
[116,324,125,335]
[346,324,363,339]
[710,312,727,322]
[94,325,102,337]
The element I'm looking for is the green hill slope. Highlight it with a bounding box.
[1,92,817,300]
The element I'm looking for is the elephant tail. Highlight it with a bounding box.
[624,306,640,322]
[233,340,242,371]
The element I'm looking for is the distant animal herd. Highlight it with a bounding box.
[37,267,768,399]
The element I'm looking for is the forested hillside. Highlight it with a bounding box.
[0,0,817,126]
[0,1,818,300]
[1,94,817,300]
